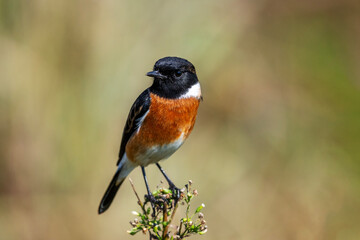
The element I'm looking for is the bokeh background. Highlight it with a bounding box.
[1,0,360,239]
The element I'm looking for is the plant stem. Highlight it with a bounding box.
[162,202,169,240]
[129,178,144,209]
[170,201,179,221]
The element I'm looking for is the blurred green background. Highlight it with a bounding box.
[1,0,360,239]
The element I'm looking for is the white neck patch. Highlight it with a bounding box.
[179,82,202,99]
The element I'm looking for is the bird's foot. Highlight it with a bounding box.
[144,194,158,217]
[145,193,158,204]
[169,184,181,205]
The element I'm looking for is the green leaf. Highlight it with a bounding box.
[127,229,140,235]
[162,188,171,194]
[195,203,205,214]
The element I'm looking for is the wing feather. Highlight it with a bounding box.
[116,89,150,165]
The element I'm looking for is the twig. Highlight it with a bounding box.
[162,202,168,240]
[129,178,144,209]
[170,201,179,221]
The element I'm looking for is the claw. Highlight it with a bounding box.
[145,194,157,204]
[169,185,181,204]
[145,194,157,217]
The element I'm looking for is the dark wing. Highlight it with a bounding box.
[116,89,151,165]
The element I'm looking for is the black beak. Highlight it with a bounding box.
[146,70,166,79]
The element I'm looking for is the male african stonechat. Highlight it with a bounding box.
[98,57,202,214]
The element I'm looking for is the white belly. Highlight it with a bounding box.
[136,134,185,166]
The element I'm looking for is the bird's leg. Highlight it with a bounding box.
[141,166,156,216]
[156,163,180,202]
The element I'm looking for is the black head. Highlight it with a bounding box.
[147,57,199,99]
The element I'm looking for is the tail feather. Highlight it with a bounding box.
[98,157,136,214]
[98,167,125,214]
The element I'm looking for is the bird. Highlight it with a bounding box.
[98,56,202,214]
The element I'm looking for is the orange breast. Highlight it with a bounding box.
[126,93,200,164]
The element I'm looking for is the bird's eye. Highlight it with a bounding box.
[174,71,182,77]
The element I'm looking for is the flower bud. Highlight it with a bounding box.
[131,211,140,216]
